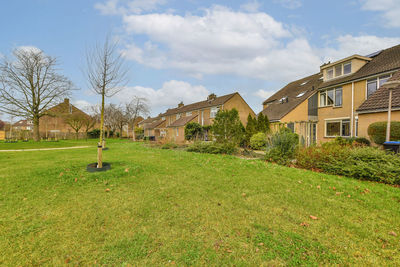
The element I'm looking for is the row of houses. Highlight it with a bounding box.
[261,43,400,145]
[138,92,256,142]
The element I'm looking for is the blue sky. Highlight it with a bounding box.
[1,0,400,118]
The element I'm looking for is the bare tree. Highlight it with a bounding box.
[82,115,96,140]
[85,37,128,168]
[0,48,74,141]
[64,113,85,139]
[125,96,149,140]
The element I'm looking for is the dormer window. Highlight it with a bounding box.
[300,81,308,86]
[343,62,351,75]
[335,65,342,77]
[327,68,334,79]
[186,111,192,116]
[279,96,288,104]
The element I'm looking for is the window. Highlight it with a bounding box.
[367,74,392,98]
[300,81,308,86]
[176,113,181,120]
[210,106,220,118]
[343,62,351,74]
[319,87,342,107]
[162,117,165,121]
[326,122,340,136]
[69,104,72,114]
[326,119,351,137]
[335,88,342,107]
[186,112,192,116]
[296,91,306,98]
[327,90,334,105]
[379,75,390,87]
[355,117,358,137]
[279,96,288,103]
[367,79,377,98]
[176,128,179,136]
[287,123,295,133]
[327,68,334,79]
[335,65,342,77]
[320,91,326,107]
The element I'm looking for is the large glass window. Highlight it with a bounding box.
[320,87,342,107]
[335,88,342,107]
[326,119,351,137]
[326,122,340,136]
[327,90,334,105]
[343,62,351,74]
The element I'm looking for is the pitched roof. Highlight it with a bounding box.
[356,70,400,113]
[163,93,237,116]
[319,44,400,89]
[13,119,32,127]
[144,119,165,130]
[167,114,198,127]
[139,117,159,125]
[260,73,322,121]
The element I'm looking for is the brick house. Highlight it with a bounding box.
[144,92,255,142]
[39,98,94,139]
[261,43,400,145]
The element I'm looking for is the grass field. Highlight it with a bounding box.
[1,140,399,265]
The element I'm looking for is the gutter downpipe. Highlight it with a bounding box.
[351,82,354,137]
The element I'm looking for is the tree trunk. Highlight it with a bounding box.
[98,93,105,168]
[33,116,40,141]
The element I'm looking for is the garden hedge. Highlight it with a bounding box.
[368,121,400,145]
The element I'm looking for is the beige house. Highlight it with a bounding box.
[261,43,400,145]
[143,92,255,143]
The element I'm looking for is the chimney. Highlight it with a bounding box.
[64,98,70,105]
[178,101,184,108]
[207,93,217,102]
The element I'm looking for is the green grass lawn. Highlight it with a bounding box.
[1,141,399,266]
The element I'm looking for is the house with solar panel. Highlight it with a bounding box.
[261,43,400,145]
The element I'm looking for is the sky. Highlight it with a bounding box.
[1,0,400,119]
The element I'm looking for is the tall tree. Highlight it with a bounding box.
[245,114,257,145]
[212,108,245,145]
[85,37,128,168]
[256,113,270,133]
[0,47,74,141]
[64,113,85,139]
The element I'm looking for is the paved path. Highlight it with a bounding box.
[0,146,92,152]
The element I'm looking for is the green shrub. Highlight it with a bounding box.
[250,132,267,150]
[88,129,100,138]
[184,122,203,141]
[212,109,245,145]
[161,143,178,149]
[368,121,400,145]
[354,137,371,146]
[186,142,237,155]
[296,143,400,185]
[265,128,299,165]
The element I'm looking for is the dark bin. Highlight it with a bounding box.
[149,136,156,141]
[383,141,400,153]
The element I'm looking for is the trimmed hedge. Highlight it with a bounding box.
[296,142,400,185]
[368,121,400,145]
[186,142,237,155]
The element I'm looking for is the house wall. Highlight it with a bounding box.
[316,80,367,143]
[0,131,5,140]
[358,111,400,142]
[223,93,256,125]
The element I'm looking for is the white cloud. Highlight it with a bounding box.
[240,1,261,13]
[361,0,400,28]
[95,0,167,15]
[254,89,275,99]
[321,34,400,62]
[72,100,93,111]
[115,80,209,112]
[120,6,321,82]
[274,0,302,9]
[16,46,42,54]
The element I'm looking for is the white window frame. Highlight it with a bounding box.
[327,68,334,79]
[343,62,352,75]
[319,87,342,107]
[176,113,181,120]
[186,111,192,116]
[162,117,165,121]
[365,73,393,99]
[325,118,351,138]
[176,128,179,136]
[210,106,220,118]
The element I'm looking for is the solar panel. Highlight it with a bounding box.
[365,50,382,58]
